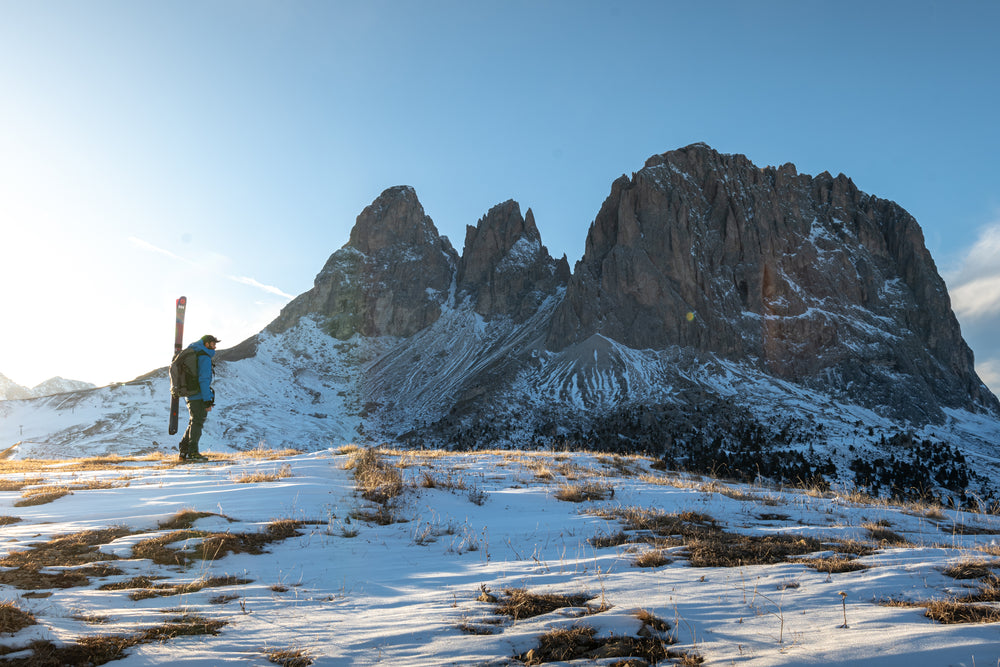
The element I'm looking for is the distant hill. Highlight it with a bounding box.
[0,373,96,400]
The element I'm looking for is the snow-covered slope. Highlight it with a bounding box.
[3,448,1000,665]
[0,373,94,401]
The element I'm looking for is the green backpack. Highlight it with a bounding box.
[169,348,203,398]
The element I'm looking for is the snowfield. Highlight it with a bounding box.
[2,448,1000,665]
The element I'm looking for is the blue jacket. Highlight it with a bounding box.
[184,340,216,403]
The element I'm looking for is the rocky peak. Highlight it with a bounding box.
[549,143,997,420]
[268,186,457,338]
[456,200,570,320]
[347,185,442,255]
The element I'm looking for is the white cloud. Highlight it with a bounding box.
[130,236,294,299]
[977,358,1000,399]
[128,236,193,264]
[947,223,1000,320]
[229,275,295,300]
[950,275,1000,319]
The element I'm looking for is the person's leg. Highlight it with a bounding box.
[186,400,208,456]
[178,403,195,459]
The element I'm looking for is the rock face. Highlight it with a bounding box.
[547,144,995,420]
[268,186,458,339]
[257,144,996,426]
[456,200,570,320]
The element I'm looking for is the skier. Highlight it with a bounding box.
[177,334,219,462]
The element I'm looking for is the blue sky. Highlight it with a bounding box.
[1,0,998,396]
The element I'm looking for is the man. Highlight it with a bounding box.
[178,334,219,462]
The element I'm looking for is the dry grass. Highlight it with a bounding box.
[233,464,293,484]
[553,481,613,502]
[264,646,314,666]
[157,509,229,531]
[127,575,251,601]
[686,532,824,568]
[514,624,698,666]
[923,599,1000,624]
[0,527,131,569]
[589,505,826,568]
[942,558,1000,580]
[0,600,37,634]
[0,447,301,476]
[588,531,630,549]
[493,588,598,620]
[0,477,44,491]
[131,519,303,566]
[14,485,73,507]
[801,556,870,574]
[633,549,671,568]
[635,608,671,633]
[0,527,130,590]
[345,448,404,504]
[0,614,226,664]
[0,516,22,526]
[863,522,910,546]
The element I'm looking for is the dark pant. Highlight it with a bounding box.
[179,399,208,456]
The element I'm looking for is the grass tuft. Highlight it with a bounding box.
[264,646,314,666]
[233,464,293,484]
[553,481,613,502]
[493,588,600,620]
[0,600,37,635]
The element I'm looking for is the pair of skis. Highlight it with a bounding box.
[168,296,187,435]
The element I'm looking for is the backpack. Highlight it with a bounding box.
[169,348,203,398]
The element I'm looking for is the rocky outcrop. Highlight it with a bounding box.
[456,200,570,320]
[547,143,997,420]
[247,144,996,426]
[268,186,458,338]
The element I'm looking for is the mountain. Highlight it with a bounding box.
[0,373,95,401]
[2,144,998,506]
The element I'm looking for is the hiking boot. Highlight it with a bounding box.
[178,454,187,462]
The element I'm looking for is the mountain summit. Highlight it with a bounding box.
[549,144,994,421]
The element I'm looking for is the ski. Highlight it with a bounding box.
[168,296,187,435]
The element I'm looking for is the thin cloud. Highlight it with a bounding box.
[229,275,295,299]
[130,236,293,300]
[128,236,193,264]
[978,358,1000,392]
[947,223,1000,320]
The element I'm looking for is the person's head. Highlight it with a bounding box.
[201,334,220,350]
